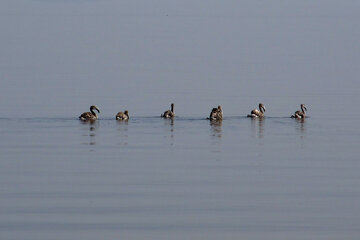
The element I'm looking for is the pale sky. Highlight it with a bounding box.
[1,0,359,117]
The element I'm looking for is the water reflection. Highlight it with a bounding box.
[80,120,99,148]
[251,118,264,138]
[295,118,306,148]
[116,120,129,146]
[163,118,174,146]
[295,118,306,134]
[209,120,222,159]
[209,120,222,138]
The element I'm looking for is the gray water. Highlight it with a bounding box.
[1,0,360,239]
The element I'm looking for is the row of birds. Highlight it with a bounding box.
[79,103,308,121]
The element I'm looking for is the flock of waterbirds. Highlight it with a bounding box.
[79,103,308,121]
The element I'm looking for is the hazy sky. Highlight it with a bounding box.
[0,0,359,117]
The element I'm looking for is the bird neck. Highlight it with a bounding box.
[90,109,98,118]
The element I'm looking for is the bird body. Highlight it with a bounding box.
[209,105,223,120]
[116,110,129,120]
[248,103,266,118]
[291,104,307,119]
[161,103,175,118]
[79,105,100,121]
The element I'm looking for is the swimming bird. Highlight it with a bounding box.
[79,105,100,121]
[116,110,129,120]
[161,103,175,118]
[247,103,266,118]
[209,105,223,120]
[291,104,307,119]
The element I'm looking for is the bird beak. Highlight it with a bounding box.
[304,107,307,111]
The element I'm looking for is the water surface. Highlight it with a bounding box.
[1,113,360,239]
[1,0,360,239]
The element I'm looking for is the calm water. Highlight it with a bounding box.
[1,111,360,239]
[1,0,360,239]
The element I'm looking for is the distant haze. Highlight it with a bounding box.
[0,0,359,118]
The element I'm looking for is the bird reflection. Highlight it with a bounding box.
[163,118,174,146]
[116,119,129,146]
[251,117,264,138]
[80,120,99,149]
[209,120,222,159]
[295,118,306,135]
[293,117,307,149]
[210,120,222,138]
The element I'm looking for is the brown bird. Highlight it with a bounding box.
[161,103,175,118]
[79,105,100,121]
[116,110,129,120]
[247,103,266,118]
[291,104,307,119]
[209,105,223,120]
